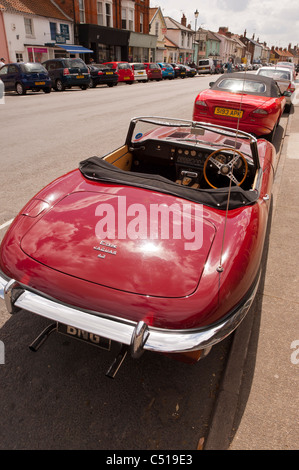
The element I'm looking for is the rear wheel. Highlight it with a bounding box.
[107,83,114,87]
[16,82,26,95]
[89,78,96,88]
[43,87,51,94]
[267,121,278,143]
[55,79,65,91]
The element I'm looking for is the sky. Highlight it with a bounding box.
[151,0,299,49]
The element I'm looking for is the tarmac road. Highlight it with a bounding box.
[0,73,294,450]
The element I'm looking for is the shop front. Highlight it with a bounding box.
[78,24,130,63]
[128,32,157,63]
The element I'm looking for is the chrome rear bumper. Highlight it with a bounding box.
[0,271,259,356]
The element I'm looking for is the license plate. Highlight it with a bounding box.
[124,76,130,80]
[137,72,143,74]
[76,75,84,79]
[57,323,111,350]
[35,81,45,85]
[214,107,243,118]
[106,72,113,75]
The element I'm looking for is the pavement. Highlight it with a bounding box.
[205,92,299,450]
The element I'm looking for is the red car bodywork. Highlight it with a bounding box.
[143,63,162,81]
[0,117,274,371]
[193,73,286,139]
[103,61,134,84]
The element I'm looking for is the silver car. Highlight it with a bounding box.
[256,66,295,111]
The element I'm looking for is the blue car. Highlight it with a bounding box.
[157,63,175,79]
[0,62,51,95]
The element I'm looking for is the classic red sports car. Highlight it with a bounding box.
[0,117,274,377]
[193,72,287,141]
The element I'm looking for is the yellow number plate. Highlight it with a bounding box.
[35,81,45,85]
[76,75,84,79]
[214,107,243,118]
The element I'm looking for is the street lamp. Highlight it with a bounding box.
[193,9,199,63]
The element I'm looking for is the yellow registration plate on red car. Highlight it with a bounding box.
[215,107,243,118]
[35,81,45,85]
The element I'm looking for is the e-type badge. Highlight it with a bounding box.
[93,240,117,259]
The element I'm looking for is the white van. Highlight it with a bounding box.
[197,58,215,74]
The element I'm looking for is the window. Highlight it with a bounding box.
[24,17,34,36]
[106,3,112,27]
[50,22,57,40]
[121,8,126,29]
[97,1,104,25]
[140,13,143,33]
[16,53,23,62]
[122,6,134,30]
[155,22,159,36]
[79,0,85,23]
[128,9,134,30]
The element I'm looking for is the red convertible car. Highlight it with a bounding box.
[0,117,274,377]
[193,73,286,141]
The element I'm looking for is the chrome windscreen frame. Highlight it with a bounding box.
[0,270,260,357]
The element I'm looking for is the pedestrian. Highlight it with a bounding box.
[226,59,232,73]
[0,58,5,68]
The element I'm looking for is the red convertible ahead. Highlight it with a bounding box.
[193,72,286,141]
[0,117,274,377]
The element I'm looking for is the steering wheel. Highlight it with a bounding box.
[203,148,248,189]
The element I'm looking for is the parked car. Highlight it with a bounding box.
[143,63,162,81]
[0,62,51,95]
[193,72,287,141]
[197,58,215,74]
[170,63,186,78]
[129,63,148,82]
[42,58,90,91]
[276,62,297,80]
[184,65,197,77]
[157,62,175,79]
[0,116,274,377]
[256,66,296,112]
[103,61,134,84]
[87,64,118,88]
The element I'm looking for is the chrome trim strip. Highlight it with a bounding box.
[0,272,260,354]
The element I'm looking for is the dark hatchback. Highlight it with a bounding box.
[170,63,186,78]
[87,64,118,88]
[42,58,90,91]
[0,62,51,95]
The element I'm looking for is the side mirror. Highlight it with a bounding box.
[283,91,292,97]
[209,82,215,87]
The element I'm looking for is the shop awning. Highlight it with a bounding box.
[56,44,93,53]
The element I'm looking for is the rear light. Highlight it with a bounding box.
[287,83,295,93]
[195,100,207,107]
[252,108,268,115]
[97,71,104,75]
[63,68,70,76]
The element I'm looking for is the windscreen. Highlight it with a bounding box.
[23,63,47,73]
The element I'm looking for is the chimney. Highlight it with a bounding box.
[181,14,186,27]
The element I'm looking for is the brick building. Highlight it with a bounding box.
[54,0,156,63]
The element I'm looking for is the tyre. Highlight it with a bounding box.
[16,82,26,95]
[267,121,277,143]
[55,79,65,91]
[89,78,96,88]
[107,83,114,87]
[80,85,87,90]
[43,87,51,94]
